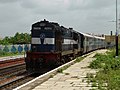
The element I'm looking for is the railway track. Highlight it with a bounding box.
[0,56,76,90]
[0,63,53,90]
[0,63,26,89]
[0,58,24,69]
[0,64,26,81]
[0,56,83,90]
[0,72,35,90]
[0,57,27,90]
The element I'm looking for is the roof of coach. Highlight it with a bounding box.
[94,35,105,40]
[79,32,105,40]
[79,32,94,38]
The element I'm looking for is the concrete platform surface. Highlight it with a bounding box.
[31,49,107,90]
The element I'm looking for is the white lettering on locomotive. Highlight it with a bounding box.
[33,27,41,30]
[44,27,52,30]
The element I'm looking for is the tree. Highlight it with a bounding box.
[0,32,31,45]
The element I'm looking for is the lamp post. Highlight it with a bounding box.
[115,0,118,57]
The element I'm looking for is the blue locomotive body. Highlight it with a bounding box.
[25,20,105,72]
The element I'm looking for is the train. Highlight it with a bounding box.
[25,19,105,72]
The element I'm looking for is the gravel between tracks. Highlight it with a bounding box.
[0,55,24,61]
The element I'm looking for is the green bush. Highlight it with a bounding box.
[90,50,120,71]
[89,48,120,89]
[0,50,6,56]
[0,50,23,57]
[90,54,109,69]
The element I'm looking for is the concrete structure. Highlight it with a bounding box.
[105,35,120,47]
[32,50,107,90]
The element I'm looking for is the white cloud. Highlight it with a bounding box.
[20,0,68,14]
[0,0,119,37]
[0,0,19,3]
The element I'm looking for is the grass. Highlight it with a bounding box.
[88,48,120,89]
[75,57,84,63]
[57,65,69,73]
[65,72,70,75]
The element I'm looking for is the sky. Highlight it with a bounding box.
[0,0,120,38]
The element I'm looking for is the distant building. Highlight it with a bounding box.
[105,35,120,47]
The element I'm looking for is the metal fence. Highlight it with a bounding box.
[0,44,31,53]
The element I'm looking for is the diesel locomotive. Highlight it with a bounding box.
[25,19,105,72]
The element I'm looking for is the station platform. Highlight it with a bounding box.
[15,49,107,90]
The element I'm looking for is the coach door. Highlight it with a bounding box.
[73,32,78,49]
[55,30,62,52]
